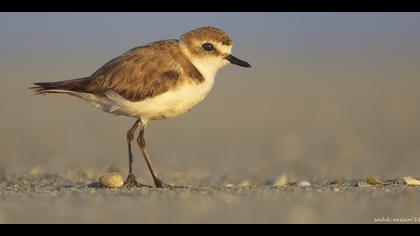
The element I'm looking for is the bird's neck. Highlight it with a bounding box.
[180,44,227,81]
[190,58,227,81]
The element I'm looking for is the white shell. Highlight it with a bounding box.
[99,173,124,188]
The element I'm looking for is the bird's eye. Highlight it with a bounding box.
[201,43,215,52]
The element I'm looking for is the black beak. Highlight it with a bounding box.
[225,55,251,68]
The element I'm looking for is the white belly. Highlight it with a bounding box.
[102,76,215,122]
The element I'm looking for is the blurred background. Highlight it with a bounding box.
[1,13,420,183]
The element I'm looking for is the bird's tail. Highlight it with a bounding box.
[30,77,91,95]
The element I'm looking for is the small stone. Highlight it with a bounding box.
[367,177,384,185]
[225,183,235,188]
[330,179,345,185]
[298,181,311,187]
[357,181,371,188]
[403,176,420,186]
[99,173,124,188]
[29,166,43,176]
[273,174,289,187]
[238,180,252,187]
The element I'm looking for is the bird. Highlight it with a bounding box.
[30,26,251,188]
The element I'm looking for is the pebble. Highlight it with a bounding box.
[273,174,289,187]
[357,182,371,188]
[403,176,420,186]
[238,180,252,187]
[225,183,235,188]
[298,181,311,187]
[29,166,43,176]
[366,177,383,185]
[99,173,124,188]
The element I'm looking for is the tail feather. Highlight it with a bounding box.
[30,82,60,95]
[30,77,92,95]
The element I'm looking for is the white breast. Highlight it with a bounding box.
[106,76,215,121]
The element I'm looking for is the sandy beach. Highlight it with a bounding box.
[1,170,420,223]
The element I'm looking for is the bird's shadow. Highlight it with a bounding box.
[87,181,102,189]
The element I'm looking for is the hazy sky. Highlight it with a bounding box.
[1,13,420,82]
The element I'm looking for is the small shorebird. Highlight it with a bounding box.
[31,26,251,188]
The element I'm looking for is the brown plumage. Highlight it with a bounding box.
[181,26,232,46]
[31,39,204,102]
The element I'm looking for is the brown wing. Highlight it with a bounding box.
[83,39,203,102]
[31,40,204,101]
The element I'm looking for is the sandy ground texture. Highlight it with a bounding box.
[1,170,420,224]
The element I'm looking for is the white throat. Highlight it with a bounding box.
[189,57,228,80]
[180,43,230,81]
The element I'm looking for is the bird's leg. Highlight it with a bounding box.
[136,121,172,188]
[124,119,148,188]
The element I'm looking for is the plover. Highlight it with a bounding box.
[31,26,251,188]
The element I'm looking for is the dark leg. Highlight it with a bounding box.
[124,119,148,188]
[136,121,172,188]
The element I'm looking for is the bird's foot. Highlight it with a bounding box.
[154,178,189,189]
[124,174,151,188]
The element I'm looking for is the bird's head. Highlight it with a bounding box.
[180,26,251,79]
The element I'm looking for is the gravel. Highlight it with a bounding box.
[1,171,420,223]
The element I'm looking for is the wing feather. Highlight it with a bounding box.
[31,40,204,103]
[82,40,202,102]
